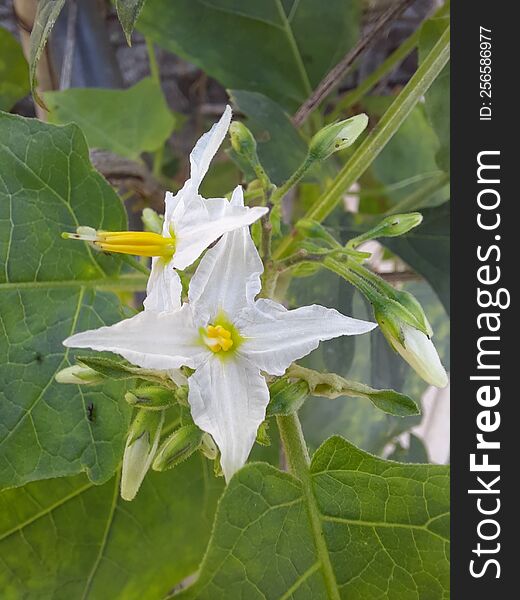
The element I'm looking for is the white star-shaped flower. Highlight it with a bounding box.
[65,105,267,312]
[64,189,376,481]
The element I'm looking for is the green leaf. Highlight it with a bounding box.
[44,78,178,160]
[388,433,429,464]
[229,90,308,185]
[29,0,66,107]
[116,0,147,45]
[419,17,450,173]
[177,436,449,599]
[0,27,30,111]
[0,456,223,598]
[0,112,145,488]
[384,204,450,314]
[138,0,361,111]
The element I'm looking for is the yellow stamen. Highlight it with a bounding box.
[63,229,175,258]
[204,325,234,353]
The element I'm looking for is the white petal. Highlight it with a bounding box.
[173,187,267,270]
[399,324,448,388]
[188,356,269,481]
[188,221,264,325]
[237,299,377,375]
[63,306,206,370]
[143,258,182,312]
[189,105,232,188]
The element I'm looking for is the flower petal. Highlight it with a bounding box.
[143,257,182,312]
[237,299,377,375]
[188,356,269,481]
[64,306,206,370]
[188,213,264,325]
[189,105,232,187]
[173,186,267,270]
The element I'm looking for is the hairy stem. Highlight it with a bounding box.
[276,414,340,600]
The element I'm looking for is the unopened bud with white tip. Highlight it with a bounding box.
[375,303,448,388]
[121,409,164,501]
[55,364,103,385]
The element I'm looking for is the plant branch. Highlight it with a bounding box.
[274,25,450,259]
[292,0,416,126]
[276,413,340,600]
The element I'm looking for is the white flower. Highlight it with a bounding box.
[64,190,376,481]
[393,324,448,388]
[65,105,267,312]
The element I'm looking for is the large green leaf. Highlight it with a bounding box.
[29,0,66,105]
[0,27,30,111]
[0,112,144,488]
[138,0,361,111]
[0,455,223,598]
[229,90,308,184]
[177,436,449,599]
[45,78,178,160]
[419,17,450,173]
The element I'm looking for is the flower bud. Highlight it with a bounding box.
[152,424,204,471]
[374,304,447,388]
[309,113,368,160]
[55,364,103,385]
[125,386,177,410]
[142,208,164,234]
[376,213,423,238]
[121,410,164,501]
[229,121,258,157]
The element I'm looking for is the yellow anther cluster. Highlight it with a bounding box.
[205,325,234,353]
[64,229,175,258]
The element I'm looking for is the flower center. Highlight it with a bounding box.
[203,325,234,353]
[62,227,175,258]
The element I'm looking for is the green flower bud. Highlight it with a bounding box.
[377,213,423,238]
[125,386,177,410]
[152,424,204,471]
[142,207,164,234]
[121,410,164,501]
[309,113,368,160]
[347,212,423,249]
[55,364,103,385]
[229,121,258,157]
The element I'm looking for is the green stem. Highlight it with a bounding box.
[276,414,340,600]
[145,37,160,83]
[271,156,314,206]
[274,26,450,259]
